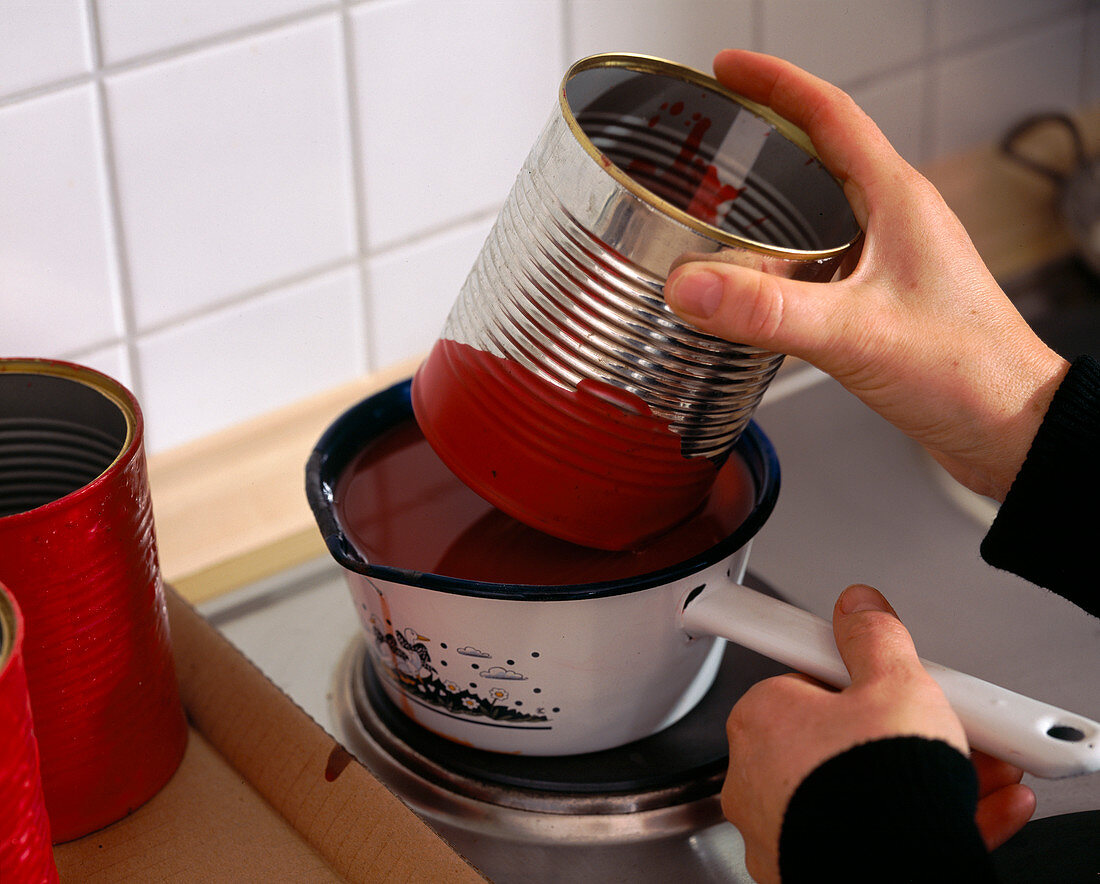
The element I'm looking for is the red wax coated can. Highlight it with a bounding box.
[0,583,59,882]
[411,54,860,550]
[0,359,187,842]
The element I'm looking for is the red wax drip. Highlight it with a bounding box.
[686,163,743,227]
[409,339,724,552]
[626,111,742,226]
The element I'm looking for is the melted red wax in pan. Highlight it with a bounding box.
[410,339,723,551]
[334,413,754,587]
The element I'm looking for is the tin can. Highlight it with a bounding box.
[0,583,59,882]
[413,54,860,550]
[0,359,187,842]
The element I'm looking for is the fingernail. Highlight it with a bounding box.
[838,584,891,615]
[667,270,724,319]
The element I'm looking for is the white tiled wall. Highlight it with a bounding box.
[2,0,1098,452]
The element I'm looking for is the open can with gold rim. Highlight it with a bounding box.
[0,359,187,842]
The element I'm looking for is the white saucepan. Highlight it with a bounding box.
[307,380,1100,778]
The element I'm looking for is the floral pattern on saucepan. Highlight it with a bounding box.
[368,614,552,725]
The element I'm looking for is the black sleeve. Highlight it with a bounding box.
[980,355,1100,617]
[778,737,996,884]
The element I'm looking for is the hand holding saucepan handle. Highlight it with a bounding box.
[709,584,1040,884]
[680,580,1100,779]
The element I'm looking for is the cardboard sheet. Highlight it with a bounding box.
[53,588,485,883]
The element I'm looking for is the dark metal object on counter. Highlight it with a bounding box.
[1002,255,1100,361]
[1001,112,1100,278]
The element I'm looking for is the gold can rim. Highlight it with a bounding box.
[559,52,858,261]
[0,359,139,516]
[0,583,18,674]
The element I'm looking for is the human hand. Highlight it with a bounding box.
[665,50,1069,503]
[722,584,1035,884]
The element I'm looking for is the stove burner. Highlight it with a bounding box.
[359,614,789,799]
[331,574,786,882]
[337,572,787,808]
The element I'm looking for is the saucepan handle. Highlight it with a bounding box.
[681,581,1100,779]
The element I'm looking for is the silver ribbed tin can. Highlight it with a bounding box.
[413,53,860,550]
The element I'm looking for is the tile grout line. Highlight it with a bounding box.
[560,0,575,71]
[59,207,504,362]
[129,258,364,341]
[750,0,764,53]
[920,0,939,166]
[0,2,345,111]
[338,3,375,375]
[1079,5,1095,106]
[83,0,146,402]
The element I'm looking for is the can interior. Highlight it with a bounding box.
[0,372,130,518]
[564,60,860,254]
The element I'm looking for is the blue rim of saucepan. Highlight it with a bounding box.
[305,378,780,602]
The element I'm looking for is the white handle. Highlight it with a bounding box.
[681,582,1100,779]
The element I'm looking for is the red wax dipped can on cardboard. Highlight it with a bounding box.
[0,359,187,842]
[0,583,59,883]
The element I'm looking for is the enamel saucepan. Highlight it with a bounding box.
[307,379,1100,778]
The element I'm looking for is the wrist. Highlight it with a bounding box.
[779,737,994,883]
[984,349,1070,502]
[981,355,1100,608]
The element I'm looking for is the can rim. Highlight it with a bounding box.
[559,52,860,261]
[0,584,18,674]
[0,358,139,522]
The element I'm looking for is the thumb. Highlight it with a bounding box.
[832,583,924,687]
[832,584,972,758]
[664,260,830,356]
